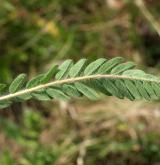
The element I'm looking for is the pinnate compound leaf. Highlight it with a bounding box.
[1,57,160,109]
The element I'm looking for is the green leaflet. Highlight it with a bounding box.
[26,74,44,88]
[97,57,124,74]
[111,62,135,75]
[151,83,160,98]
[84,58,106,75]
[55,60,73,80]
[41,64,58,83]
[135,81,150,100]
[46,88,70,101]
[88,79,112,96]
[114,80,134,100]
[63,84,81,97]
[75,82,100,100]
[32,91,51,101]
[17,93,32,101]
[26,74,45,100]
[123,69,146,78]
[143,82,158,100]
[124,80,142,100]
[103,79,124,99]
[69,59,87,77]
[9,74,27,93]
[0,101,11,109]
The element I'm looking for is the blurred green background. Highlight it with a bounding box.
[1,0,160,164]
